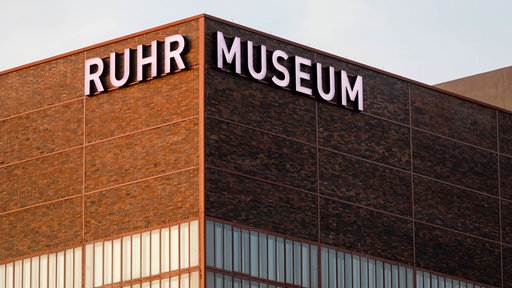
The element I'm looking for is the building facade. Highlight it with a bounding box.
[0,14,511,288]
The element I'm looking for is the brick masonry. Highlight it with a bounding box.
[1,14,511,288]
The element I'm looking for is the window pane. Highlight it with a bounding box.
[337,252,345,288]
[391,265,398,288]
[302,243,310,287]
[399,266,406,288]
[384,263,391,288]
[48,253,56,288]
[180,223,190,269]
[294,242,301,286]
[206,272,214,288]
[329,249,337,288]
[190,271,199,288]
[310,245,318,288]
[406,268,414,288]
[259,234,267,279]
[23,259,30,288]
[224,275,233,288]
[65,249,74,288]
[368,259,375,288]
[268,235,276,281]
[180,273,189,288]
[206,221,214,267]
[215,223,223,269]
[161,228,170,273]
[0,264,5,288]
[190,220,199,267]
[103,241,112,285]
[376,261,383,288]
[171,276,179,288]
[276,237,285,283]
[242,229,250,275]
[14,261,22,288]
[122,236,131,281]
[132,234,141,279]
[345,253,352,288]
[285,240,293,284]
[170,225,179,271]
[31,257,40,288]
[6,263,13,288]
[250,231,259,277]
[224,224,233,272]
[353,255,360,288]
[361,257,368,288]
[74,248,82,288]
[320,247,328,288]
[151,230,161,275]
[233,227,241,273]
[113,239,121,283]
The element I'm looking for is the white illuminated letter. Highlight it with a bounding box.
[84,58,105,96]
[137,40,158,81]
[247,40,267,80]
[341,70,364,111]
[216,31,241,74]
[109,48,131,88]
[271,50,290,87]
[294,56,312,95]
[316,63,335,101]
[164,34,186,73]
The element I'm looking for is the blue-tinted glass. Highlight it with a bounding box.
[206,221,215,267]
[260,233,268,279]
[368,259,376,288]
[361,257,369,288]
[399,266,406,288]
[224,225,233,271]
[376,261,383,288]
[242,229,250,275]
[233,227,241,273]
[329,249,337,288]
[384,263,391,288]
[234,277,242,288]
[432,275,439,288]
[268,235,276,281]
[345,253,352,288]
[310,245,318,288]
[215,223,224,269]
[337,252,345,288]
[321,247,328,288]
[250,231,259,277]
[225,275,233,288]
[206,271,215,288]
[391,264,398,288]
[406,268,414,288]
[294,241,302,286]
[416,271,424,288]
[285,240,293,284]
[302,243,310,287]
[276,237,285,283]
[216,272,223,288]
[354,255,361,288]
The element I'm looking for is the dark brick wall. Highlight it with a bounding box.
[203,17,511,287]
[0,18,201,261]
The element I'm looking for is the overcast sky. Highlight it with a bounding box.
[1,0,511,85]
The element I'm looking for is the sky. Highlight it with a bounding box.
[1,0,511,85]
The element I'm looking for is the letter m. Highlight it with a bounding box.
[341,70,364,111]
[216,31,241,74]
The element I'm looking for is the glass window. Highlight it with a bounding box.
[276,237,285,283]
[259,233,268,280]
[48,253,56,288]
[233,227,241,273]
[22,259,30,288]
[268,235,276,281]
[294,241,302,286]
[151,229,161,275]
[345,253,352,288]
[423,272,431,288]
[353,255,360,288]
[224,275,233,288]
[368,259,376,288]
[171,276,179,288]
[206,272,214,288]
[241,229,250,275]
[190,221,199,267]
[320,247,328,287]
[104,240,113,284]
[302,243,310,287]
[180,273,189,288]
[113,239,121,283]
[6,263,14,288]
[122,236,131,281]
[376,261,383,288]
[215,222,224,269]
[170,225,179,271]
[31,257,39,288]
[406,268,414,288]
[132,234,141,279]
[14,261,22,288]
[361,257,368,288]
[250,231,259,277]
[206,221,214,267]
[285,240,294,284]
[384,263,391,288]
[224,224,233,272]
[337,252,345,288]
[180,223,190,269]
[310,245,318,288]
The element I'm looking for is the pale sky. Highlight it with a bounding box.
[1,0,511,85]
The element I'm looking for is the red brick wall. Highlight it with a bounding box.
[0,17,201,262]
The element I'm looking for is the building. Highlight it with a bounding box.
[1,14,510,288]
[436,66,512,111]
